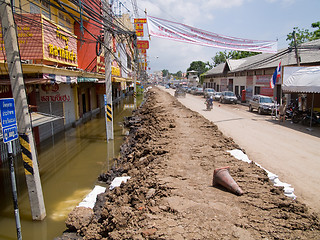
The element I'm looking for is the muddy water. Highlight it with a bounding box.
[0,95,142,240]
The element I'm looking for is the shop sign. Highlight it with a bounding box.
[256,75,270,85]
[134,18,147,24]
[112,66,121,77]
[39,83,71,102]
[137,40,149,49]
[135,23,144,37]
[0,14,77,67]
[43,18,78,66]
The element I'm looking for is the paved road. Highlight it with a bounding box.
[161,87,320,214]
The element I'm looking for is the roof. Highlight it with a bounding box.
[203,39,320,77]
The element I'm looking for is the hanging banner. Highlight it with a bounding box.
[147,15,277,53]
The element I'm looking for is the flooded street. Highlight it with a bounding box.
[0,95,142,240]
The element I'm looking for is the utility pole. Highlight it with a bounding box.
[0,0,46,220]
[103,0,114,141]
[133,35,138,108]
[293,30,301,66]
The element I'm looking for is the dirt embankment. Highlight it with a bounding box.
[57,87,320,240]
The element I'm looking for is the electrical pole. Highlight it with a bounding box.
[103,0,114,141]
[293,30,301,66]
[133,35,138,108]
[0,0,46,220]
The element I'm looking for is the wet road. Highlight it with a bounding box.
[0,95,141,240]
[163,86,320,215]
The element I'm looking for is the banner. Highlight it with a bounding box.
[147,16,277,53]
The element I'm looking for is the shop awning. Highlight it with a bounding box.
[31,112,64,127]
[112,77,127,82]
[283,66,320,93]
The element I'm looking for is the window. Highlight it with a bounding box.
[254,86,261,95]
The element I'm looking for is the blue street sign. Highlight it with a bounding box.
[0,98,18,143]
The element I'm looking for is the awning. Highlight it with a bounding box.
[31,112,64,127]
[112,77,127,82]
[283,66,320,93]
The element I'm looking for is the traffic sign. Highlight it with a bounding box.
[0,98,18,143]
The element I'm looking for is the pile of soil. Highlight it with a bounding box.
[57,87,320,240]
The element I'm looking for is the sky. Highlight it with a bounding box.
[117,0,320,73]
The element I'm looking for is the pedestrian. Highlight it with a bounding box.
[279,97,287,123]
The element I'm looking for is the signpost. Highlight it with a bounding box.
[0,98,22,240]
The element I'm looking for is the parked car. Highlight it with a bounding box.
[189,87,197,94]
[174,88,186,98]
[249,95,276,114]
[203,88,215,98]
[220,91,237,104]
[191,87,203,95]
[213,92,222,101]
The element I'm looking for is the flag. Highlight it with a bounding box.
[270,61,281,89]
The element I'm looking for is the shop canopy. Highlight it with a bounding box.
[283,66,320,93]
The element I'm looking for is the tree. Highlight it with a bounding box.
[186,61,211,77]
[176,71,182,78]
[162,69,169,78]
[211,50,260,67]
[286,21,320,46]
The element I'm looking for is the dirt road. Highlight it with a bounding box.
[59,87,320,239]
[163,87,320,215]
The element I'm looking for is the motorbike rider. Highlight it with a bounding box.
[206,96,213,109]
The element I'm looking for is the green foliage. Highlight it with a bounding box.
[286,21,320,46]
[186,61,211,76]
[212,50,260,66]
[161,69,184,80]
[162,69,169,77]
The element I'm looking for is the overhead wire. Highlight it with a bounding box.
[15,0,137,74]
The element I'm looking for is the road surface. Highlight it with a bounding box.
[163,87,320,215]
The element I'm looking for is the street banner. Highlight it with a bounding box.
[147,15,277,53]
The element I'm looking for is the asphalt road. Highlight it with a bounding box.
[161,86,320,215]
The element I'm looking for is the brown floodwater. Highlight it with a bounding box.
[0,95,142,240]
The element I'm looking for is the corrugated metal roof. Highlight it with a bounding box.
[204,39,320,76]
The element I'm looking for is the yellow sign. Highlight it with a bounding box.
[112,66,121,77]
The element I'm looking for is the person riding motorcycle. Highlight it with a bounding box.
[205,96,213,110]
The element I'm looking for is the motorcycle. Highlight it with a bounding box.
[205,98,213,111]
[292,109,320,126]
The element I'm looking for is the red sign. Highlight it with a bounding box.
[136,29,144,37]
[137,40,149,49]
[134,18,147,24]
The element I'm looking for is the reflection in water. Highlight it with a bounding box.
[0,95,142,240]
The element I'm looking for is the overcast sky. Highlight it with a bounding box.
[118,0,320,73]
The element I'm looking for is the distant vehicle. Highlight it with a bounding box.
[220,91,238,104]
[174,88,186,98]
[190,87,197,94]
[213,92,222,101]
[191,87,204,95]
[165,85,170,89]
[203,88,216,98]
[249,95,276,114]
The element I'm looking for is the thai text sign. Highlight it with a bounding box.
[137,40,149,49]
[0,98,18,143]
[134,18,147,24]
[39,84,71,102]
[0,14,78,66]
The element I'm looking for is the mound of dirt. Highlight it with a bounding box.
[57,87,320,240]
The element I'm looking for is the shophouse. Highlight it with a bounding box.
[0,0,135,144]
[203,39,320,107]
